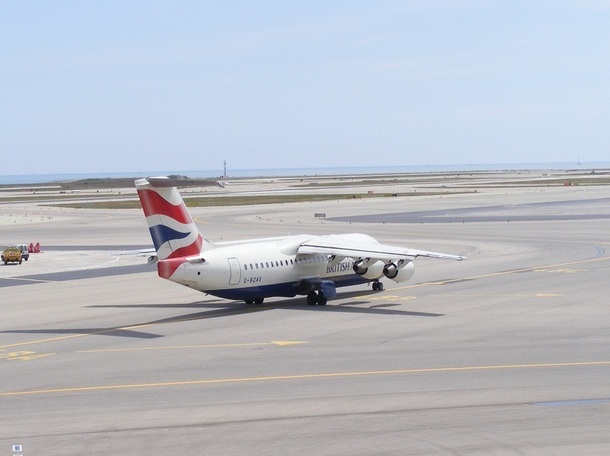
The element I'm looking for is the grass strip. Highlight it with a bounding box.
[50,191,462,209]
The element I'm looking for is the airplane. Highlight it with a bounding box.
[135,177,464,306]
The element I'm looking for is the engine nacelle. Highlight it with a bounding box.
[353,259,384,280]
[383,261,415,283]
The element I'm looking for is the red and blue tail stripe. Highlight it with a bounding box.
[138,188,193,224]
[135,178,206,266]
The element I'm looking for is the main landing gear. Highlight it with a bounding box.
[244,298,265,304]
[307,290,327,306]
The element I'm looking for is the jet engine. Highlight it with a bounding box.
[383,260,415,283]
[353,259,384,280]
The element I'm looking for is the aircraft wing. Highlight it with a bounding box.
[298,234,464,262]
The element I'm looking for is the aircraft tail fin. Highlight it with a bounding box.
[135,177,211,260]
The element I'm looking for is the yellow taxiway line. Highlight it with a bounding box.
[1,359,609,398]
[393,255,610,291]
[78,340,308,353]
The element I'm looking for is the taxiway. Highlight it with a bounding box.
[1,175,610,455]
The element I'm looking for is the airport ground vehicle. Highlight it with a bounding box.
[15,244,29,261]
[2,247,22,265]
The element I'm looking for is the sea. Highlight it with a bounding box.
[2,162,609,185]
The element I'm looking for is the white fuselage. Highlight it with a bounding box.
[167,235,365,300]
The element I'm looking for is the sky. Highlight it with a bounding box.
[2,1,610,176]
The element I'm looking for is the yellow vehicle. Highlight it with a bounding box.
[2,246,22,265]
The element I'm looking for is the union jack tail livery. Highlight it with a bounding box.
[135,177,210,266]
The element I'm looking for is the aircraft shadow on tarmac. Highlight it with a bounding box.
[1,327,164,339]
[2,292,443,341]
[86,289,444,318]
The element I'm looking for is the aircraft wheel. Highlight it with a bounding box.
[307,291,317,305]
[317,292,327,306]
[245,299,254,304]
[254,297,264,304]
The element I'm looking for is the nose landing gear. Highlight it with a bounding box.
[372,281,384,291]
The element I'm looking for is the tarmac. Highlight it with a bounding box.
[1,173,610,455]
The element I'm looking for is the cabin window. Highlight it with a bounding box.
[244,265,248,270]
[256,263,259,269]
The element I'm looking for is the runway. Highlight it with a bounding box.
[2,180,610,455]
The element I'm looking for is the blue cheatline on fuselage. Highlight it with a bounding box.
[206,274,369,301]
